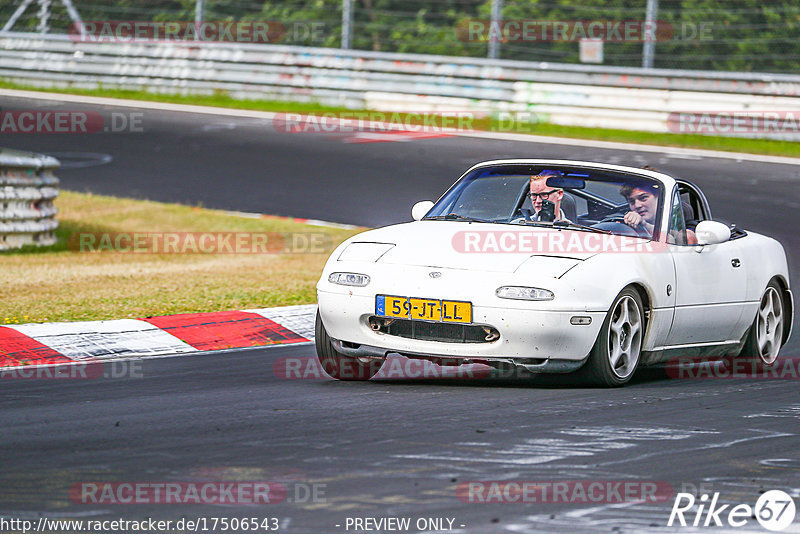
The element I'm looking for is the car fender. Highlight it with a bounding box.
[558,250,676,351]
[736,232,790,299]
[735,231,792,344]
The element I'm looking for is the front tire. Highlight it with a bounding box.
[739,281,785,367]
[583,287,644,387]
[315,312,384,381]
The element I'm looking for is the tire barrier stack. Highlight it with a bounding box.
[0,148,59,250]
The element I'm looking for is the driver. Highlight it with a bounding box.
[528,172,571,222]
[620,181,659,236]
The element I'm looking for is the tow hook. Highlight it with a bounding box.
[482,326,500,342]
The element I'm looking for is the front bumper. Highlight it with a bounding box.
[330,339,589,373]
[318,289,606,368]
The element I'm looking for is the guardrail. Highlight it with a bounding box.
[1,32,800,140]
[0,148,59,250]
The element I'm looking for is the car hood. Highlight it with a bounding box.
[346,221,597,274]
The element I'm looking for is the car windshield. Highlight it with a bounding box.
[424,164,665,239]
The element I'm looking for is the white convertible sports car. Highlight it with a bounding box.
[315,160,793,386]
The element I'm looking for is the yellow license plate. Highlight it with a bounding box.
[409,298,441,321]
[380,295,411,319]
[376,295,471,324]
[441,300,472,323]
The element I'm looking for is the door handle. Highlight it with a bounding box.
[731,258,741,268]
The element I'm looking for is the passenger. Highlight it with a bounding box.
[620,181,659,236]
[686,225,699,245]
[529,173,571,222]
[637,166,697,244]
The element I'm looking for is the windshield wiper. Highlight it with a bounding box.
[552,220,611,234]
[513,220,553,228]
[424,213,490,223]
[514,219,610,234]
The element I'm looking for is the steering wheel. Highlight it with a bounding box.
[509,208,534,224]
[595,215,652,238]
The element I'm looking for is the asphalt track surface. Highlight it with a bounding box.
[1,94,800,533]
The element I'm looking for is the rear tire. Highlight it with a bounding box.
[315,312,384,381]
[582,287,644,387]
[739,280,785,367]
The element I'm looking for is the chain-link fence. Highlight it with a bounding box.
[1,0,799,73]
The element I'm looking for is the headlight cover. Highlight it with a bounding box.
[337,242,394,262]
[329,272,371,287]
[496,286,554,301]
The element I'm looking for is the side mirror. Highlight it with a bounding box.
[695,220,731,246]
[411,200,434,221]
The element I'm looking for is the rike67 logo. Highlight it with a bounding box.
[668,490,796,531]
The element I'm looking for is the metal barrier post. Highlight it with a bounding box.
[342,0,353,49]
[488,0,502,60]
[195,0,205,26]
[37,0,51,34]
[643,0,658,69]
[2,0,36,33]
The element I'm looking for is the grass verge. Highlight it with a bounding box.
[1,80,799,158]
[0,191,361,324]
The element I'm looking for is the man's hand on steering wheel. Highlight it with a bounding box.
[623,211,654,236]
[623,211,643,228]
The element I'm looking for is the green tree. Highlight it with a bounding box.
[1,0,798,72]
